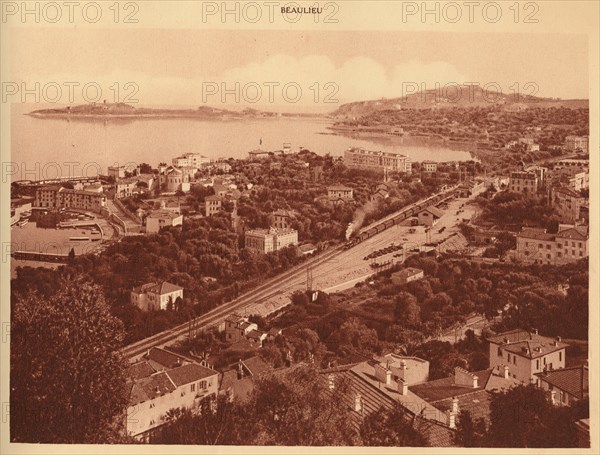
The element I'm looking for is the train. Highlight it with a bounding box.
[344,188,458,249]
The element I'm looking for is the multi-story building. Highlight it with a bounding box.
[34,186,107,213]
[564,135,589,153]
[487,329,568,384]
[272,209,295,230]
[551,187,585,224]
[146,211,183,234]
[509,171,539,194]
[115,177,138,199]
[344,148,411,173]
[172,152,210,168]
[126,347,219,441]
[130,281,184,311]
[204,195,222,216]
[525,165,547,183]
[108,165,126,180]
[224,314,259,343]
[245,227,298,254]
[515,225,588,265]
[327,185,354,203]
[422,161,438,173]
[558,169,590,191]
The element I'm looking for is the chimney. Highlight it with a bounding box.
[533,328,538,335]
[398,379,408,396]
[503,365,510,379]
[354,393,362,413]
[447,412,456,429]
[238,359,244,379]
[451,397,459,414]
[454,367,479,388]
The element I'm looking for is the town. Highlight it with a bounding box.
[10,124,590,447]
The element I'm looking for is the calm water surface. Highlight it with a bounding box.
[11,104,473,180]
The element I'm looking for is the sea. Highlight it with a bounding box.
[10,103,473,182]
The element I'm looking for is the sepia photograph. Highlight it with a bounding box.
[0,1,598,453]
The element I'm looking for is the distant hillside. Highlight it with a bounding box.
[332,86,588,120]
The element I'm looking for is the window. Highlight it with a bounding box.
[513,356,517,365]
[497,347,503,357]
[536,359,540,369]
[546,245,551,250]
[557,252,562,257]
[191,383,196,392]
[543,357,547,365]
[547,254,551,259]
[559,351,562,362]
[149,403,155,409]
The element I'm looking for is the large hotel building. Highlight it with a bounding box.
[344,147,412,173]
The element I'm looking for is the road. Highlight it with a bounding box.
[121,185,472,361]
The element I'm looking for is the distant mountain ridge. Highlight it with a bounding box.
[332,86,588,120]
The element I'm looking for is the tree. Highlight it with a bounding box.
[291,290,310,306]
[68,247,76,263]
[360,404,426,446]
[394,291,421,325]
[454,410,487,447]
[11,275,128,443]
[247,366,358,445]
[487,384,578,447]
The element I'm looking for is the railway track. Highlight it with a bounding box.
[121,187,458,361]
[121,245,342,359]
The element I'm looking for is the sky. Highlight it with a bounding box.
[8,28,589,112]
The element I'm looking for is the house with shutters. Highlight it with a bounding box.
[126,347,219,441]
[487,329,568,384]
[130,281,184,312]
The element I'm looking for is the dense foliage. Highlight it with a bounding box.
[11,276,130,443]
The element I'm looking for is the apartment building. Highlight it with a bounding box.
[551,187,584,224]
[422,161,438,173]
[204,195,222,216]
[245,227,298,254]
[34,186,107,213]
[172,152,210,168]
[344,147,411,173]
[126,347,219,441]
[509,171,539,194]
[487,329,568,384]
[515,225,588,265]
[564,135,589,153]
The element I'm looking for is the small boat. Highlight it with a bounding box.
[69,236,89,241]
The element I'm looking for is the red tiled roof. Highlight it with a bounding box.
[128,372,176,406]
[146,347,185,369]
[167,363,218,387]
[487,329,568,359]
[556,226,588,241]
[536,365,589,400]
[242,356,272,377]
[409,369,492,403]
[517,229,555,241]
[319,365,455,447]
[127,361,156,380]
